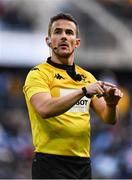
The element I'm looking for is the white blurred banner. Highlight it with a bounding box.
[0,31,49,67]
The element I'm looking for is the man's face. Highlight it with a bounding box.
[50,19,80,58]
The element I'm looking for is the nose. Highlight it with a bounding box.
[60,31,67,41]
[61,37,67,41]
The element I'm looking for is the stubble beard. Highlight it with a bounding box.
[53,48,74,59]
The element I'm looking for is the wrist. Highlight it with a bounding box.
[82,87,93,98]
[106,103,117,108]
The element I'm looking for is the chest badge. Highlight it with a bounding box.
[54,73,65,80]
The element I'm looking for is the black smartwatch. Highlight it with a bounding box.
[82,87,93,98]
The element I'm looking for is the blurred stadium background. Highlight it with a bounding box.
[0,0,132,178]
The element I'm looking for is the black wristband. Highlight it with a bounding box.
[82,87,93,98]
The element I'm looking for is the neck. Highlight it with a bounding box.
[51,53,74,65]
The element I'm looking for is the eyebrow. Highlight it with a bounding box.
[54,28,74,32]
[54,28,61,32]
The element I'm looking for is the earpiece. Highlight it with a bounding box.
[46,37,57,50]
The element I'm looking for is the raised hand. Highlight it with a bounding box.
[85,81,116,98]
[85,81,123,106]
[102,84,123,106]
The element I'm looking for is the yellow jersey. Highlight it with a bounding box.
[23,57,96,157]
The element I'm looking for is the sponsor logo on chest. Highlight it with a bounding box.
[60,89,90,112]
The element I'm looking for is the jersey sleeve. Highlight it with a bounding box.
[89,73,97,83]
[87,72,97,100]
[23,68,50,100]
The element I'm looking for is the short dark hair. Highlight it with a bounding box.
[48,13,79,37]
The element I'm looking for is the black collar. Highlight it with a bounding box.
[47,57,75,71]
[47,57,82,81]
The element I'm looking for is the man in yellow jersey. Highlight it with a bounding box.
[23,13,123,179]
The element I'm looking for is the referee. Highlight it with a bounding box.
[23,13,123,179]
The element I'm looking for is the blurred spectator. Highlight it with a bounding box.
[0,0,35,31]
[0,108,33,178]
[0,69,33,178]
[92,153,120,178]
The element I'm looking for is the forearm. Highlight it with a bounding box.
[102,104,119,125]
[32,89,84,118]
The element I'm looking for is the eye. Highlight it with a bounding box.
[54,29,62,34]
[55,30,60,34]
[66,30,74,35]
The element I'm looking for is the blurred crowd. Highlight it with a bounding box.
[0,0,36,31]
[0,69,33,178]
[0,0,132,178]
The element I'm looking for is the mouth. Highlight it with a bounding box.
[59,42,69,48]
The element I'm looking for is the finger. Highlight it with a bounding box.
[102,85,111,94]
[96,81,107,97]
[104,86,121,94]
[114,89,123,98]
[102,81,117,88]
[107,88,120,97]
[98,81,104,88]
[96,85,105,97]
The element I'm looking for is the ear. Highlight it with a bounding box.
[45,37,51,47]
[75,38,81,48]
